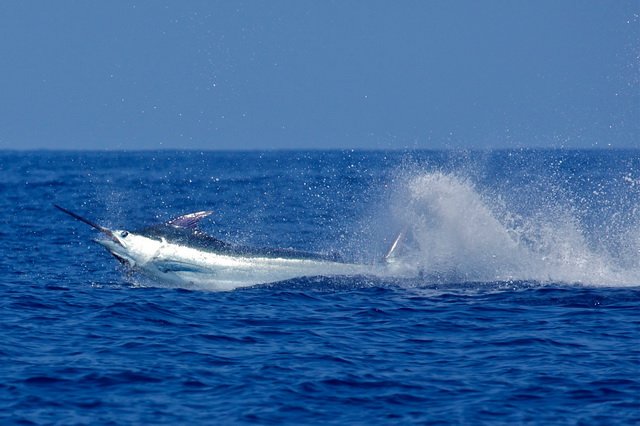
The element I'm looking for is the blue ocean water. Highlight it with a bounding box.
[1,149,639,424]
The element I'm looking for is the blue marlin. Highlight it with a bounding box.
[55,205,408,291]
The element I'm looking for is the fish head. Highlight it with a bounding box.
[94,228,167,271]
[92,229,140,268]
[55,205,161,270]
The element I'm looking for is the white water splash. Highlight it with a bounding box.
[392,171,640,287]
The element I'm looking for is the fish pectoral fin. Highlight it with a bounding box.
[155,260,203,274]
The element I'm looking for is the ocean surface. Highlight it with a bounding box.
[1,149,639,424]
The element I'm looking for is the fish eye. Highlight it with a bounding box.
[121,231,129,238]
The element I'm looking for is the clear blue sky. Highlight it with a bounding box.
[1,1,638,150]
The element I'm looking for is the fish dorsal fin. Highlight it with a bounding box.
[166,211,213,229]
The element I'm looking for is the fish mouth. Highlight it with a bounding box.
[92,238,134,268]
[110,252,133,268]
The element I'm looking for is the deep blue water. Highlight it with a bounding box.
[1,149,639,424]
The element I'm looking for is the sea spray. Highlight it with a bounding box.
[388,166,640,287]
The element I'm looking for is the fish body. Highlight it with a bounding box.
[55,206,405,291]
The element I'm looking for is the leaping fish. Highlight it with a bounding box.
[54,205,408,291]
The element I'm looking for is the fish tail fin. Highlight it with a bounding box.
[385,226,408,264]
